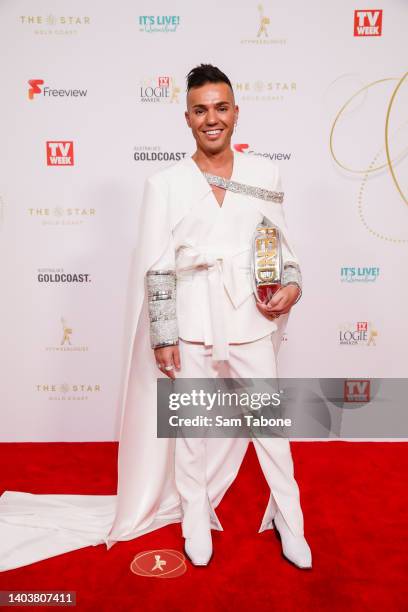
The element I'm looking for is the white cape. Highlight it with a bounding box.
[0,155,297,572]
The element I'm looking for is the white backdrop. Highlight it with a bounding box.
[0,0,407,441]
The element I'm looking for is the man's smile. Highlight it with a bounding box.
[202,128,224,139]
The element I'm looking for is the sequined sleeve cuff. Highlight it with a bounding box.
[282,261,302,305]
[146,270,179,349]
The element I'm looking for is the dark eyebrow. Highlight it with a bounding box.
[192,101,231,109]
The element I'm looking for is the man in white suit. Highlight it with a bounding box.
[0,64,312,574]
[147,64,312,568]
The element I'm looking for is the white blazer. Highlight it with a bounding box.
[148,150,301,360]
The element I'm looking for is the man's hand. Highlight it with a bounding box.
[256,285,300,320]
[154,345,181,380]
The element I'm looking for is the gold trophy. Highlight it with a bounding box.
[251,223,283,302]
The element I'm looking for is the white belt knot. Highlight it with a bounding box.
[176,246,253,361]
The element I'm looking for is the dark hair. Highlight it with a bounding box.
[186,63,233,93]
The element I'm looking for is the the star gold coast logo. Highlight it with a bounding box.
[329,71,408,244]
[130,550,187,578]
[27,207,96,226]
[139,77,180,103]
[241,3,286,45]
[36,383,100,401]
[339,321,378,346]
[19,14,90,36]
[45,317,89,352]
[234,79,296,102]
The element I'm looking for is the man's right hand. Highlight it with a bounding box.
[154,345,181,380]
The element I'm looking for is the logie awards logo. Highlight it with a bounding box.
[339,322,378,346]
[139,77,180,103]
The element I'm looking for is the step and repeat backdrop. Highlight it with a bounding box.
[0,0,407,441]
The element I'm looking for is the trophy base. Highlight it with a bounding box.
[257,283,281,303]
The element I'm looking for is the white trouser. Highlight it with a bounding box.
[175,334,305,539]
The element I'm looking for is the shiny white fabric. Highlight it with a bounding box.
[0,152,301,572]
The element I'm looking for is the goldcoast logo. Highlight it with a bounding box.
[329,71,408,244]
[130,550,187,578]
[37,268,91,283]
[133,145,187,162]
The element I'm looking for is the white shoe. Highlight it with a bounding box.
[273,511,312,569]
[184,524,213,566]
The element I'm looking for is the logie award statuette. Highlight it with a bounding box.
[251,223,283,303]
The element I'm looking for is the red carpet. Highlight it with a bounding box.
[0,442,406,611]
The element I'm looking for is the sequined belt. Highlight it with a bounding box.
[175,246,254,361]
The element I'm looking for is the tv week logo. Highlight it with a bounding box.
[46,141,74,166]
[354,10,383,36]
[344,380,370,402]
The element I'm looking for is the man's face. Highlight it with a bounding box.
[185,81,238,154]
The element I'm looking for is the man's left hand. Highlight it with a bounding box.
[256,285,300,320]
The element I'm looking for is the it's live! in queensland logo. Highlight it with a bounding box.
[138,15,180,33]
[46,141,74,166]
[354,10,383,36]
[340,267,380,282]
